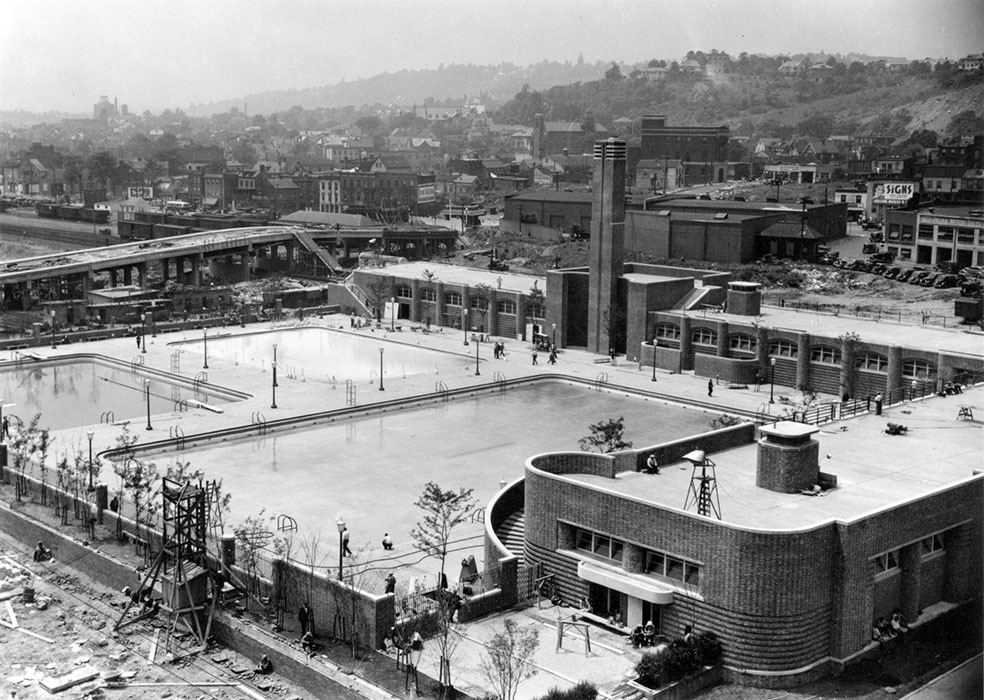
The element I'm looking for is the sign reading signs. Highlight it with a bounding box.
[417,183,435,204]
[872,182,914,205]
[127,186,154,200]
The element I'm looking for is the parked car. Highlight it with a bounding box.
[861,220,881,231]
[934,274,960,288]
[883,267,903,280]
[960,279,982,297]
[919,273,942,287]
[833,257,849,268]
[870,251,895,264]
[909,271,932,285]
[869,263,888,275]
[862,243,880,254]
[959,266,984,280]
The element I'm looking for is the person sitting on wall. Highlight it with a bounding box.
[643,620,656,646]
[630,625,645,648]
[872,617,897,644]
[254,654,273,674]
[301,630,315,656]
[891,610,909,636]
[33,541,52,562]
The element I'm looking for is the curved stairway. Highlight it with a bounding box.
[494,508,525,564]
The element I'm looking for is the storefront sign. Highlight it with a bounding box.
[872,182,914,204]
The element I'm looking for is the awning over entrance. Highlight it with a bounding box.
[577,560,675,605]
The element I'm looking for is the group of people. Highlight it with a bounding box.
[872,610,910,644]
[939,381,964,396]
[630,620,659,648]
[492,342,507,359]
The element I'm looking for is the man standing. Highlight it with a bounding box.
[385,572,396,595]
[342,527,352,556]
[298,602,311,636]
[707,379,714,397]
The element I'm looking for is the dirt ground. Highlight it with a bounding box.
[0,496,310,700]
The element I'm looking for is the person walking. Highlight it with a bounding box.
[298,602,311,636]
[532,350,538,365]
[385,572,396,594]
[707,379,714,397]
[342,527,352,556]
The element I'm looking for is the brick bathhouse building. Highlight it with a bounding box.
[491,413,982,688]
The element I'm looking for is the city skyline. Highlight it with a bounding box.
[1,0,982,114]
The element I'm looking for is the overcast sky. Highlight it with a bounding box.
[2,0,981,114]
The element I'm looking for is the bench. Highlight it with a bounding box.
[572,610,629,636]
[957,406,974,421]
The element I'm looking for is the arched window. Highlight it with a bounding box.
[902,359,936,380]
[810,345,841,365]
[420,288,437,303]
[692,328,717,347]
[444,291,462,307]
[395,285,412,299]
[857,351,888,373]
[729,334,757,354]
[769,340,798,358]
[497,300,516,314]
[654,323,680,342]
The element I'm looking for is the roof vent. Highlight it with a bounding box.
[713,212,728,220]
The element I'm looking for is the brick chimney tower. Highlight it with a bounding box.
[587,138,626,354]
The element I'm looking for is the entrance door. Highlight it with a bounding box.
[588,584,626,624]
[641,600,663,634]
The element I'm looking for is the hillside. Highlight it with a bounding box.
[185,60,609,117]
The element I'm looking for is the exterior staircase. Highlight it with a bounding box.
[671,287,713,311]
[494,508,525,564]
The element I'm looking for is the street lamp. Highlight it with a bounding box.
[336,518,346,580]
[652,341,658,382]
[140,313,147,354]
[86,429,95,490]
[50,310,57,349]
[378,346,385,391]
[271,360,278,408]
[769,357,777,404]
[272,343,278,387]
[551,323,556,346]
[203,328,209,369]
[144,379,153,430]
[474,336,481,376]
[462,308,469,346]
[390,296,396,332]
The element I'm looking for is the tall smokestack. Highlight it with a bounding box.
[587,138,626,354]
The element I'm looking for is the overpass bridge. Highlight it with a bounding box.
[0,224,458,310]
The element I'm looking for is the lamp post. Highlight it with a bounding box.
[551,323,556,347]
[50,310,57,349]
[462,308,469,346]
[378,346,385,391]
[474,336,481,376]
[652,341,658,382]
[272,343,278,387]
[769,357,777,404]
[271,361,278,408]
[203,328,209,369]
[336,518,346,580]
[86,429,95,491]
[140,313,147,354]
[390,296,396,332]
[144,379,153,430]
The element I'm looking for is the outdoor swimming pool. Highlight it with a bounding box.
[0,357,242,433]
[141,380,718,563]
[173,326,465,383]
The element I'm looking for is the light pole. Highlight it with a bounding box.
[336,518,346,580]
[273,343,278,387]
[140,313,147,354]
[202,328,209,369]
[144,379,153,430]
[50,310,57,349]
[271,361,278,408]
[390,296,396,331]
[652,342,658,382]
[86,429,95,491]
[769,357,777,404]
[551,323,556,347]
[378,346,385,391]
[474,336,481,376]
[462,308,469,346]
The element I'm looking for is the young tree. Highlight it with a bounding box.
[233,509,271,612]
[472,283,495,333]
[579,417,633,454]
[366,278,390,323]
[480,618,540,700]
[410,482,477,590]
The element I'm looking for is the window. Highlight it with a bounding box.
[918,224,934,240]
[654,323,680,342]
[445,291,462,307]
[810,346,841,365]
[574,528,624,563]
[921,534,944,557]
[902,359,936,380]
[769,340,798,358]
[420,288,437,303]
[395,285,412,299]
[497,300,516,314]
[729,334,757,354]
[957,228,976,244]
[858,352,888,373]
[645,549,701,589]
[692,328,717,347]
[470,297,487,311]
[527,303,545,319]
[874,549,900,575]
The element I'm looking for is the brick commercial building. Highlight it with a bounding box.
[640,115,730,182]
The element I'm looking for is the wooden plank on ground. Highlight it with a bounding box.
[5,599,19,627]
[39,665,100,693]
[147,628,160,664]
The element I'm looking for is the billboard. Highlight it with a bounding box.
[872,182,914,205]
[417,183,435,204]
[128,186,154,200]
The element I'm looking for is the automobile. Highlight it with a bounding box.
[862,243,880,254]
[861,220,882,231]
[909,271,932,285]
[849,259,871,272]
[919,273,942,287]
[869,263,887,275]
[934,274,960,289]
[868,231,884,243]
[833,257,849,268]
[818,252,840,265]
[960,279,982,297]
[869,251,895,264]
[959,266,984,280]
[883,267,903,280]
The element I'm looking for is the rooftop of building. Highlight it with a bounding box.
[565,389,983,531]
[358,260,545,294]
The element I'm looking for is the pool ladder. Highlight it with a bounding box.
[169,425,186,450]
[435,381,449,401]
[345,379,357,407]
[493,371,506,392]
[173,399,189,413]
[100,410,115,425]
[130,355,145,372]
[594,372,609,391]
[251,411,268,434]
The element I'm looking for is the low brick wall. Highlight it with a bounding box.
[630,665,722,700]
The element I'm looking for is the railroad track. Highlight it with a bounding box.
[0,213,108,249]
